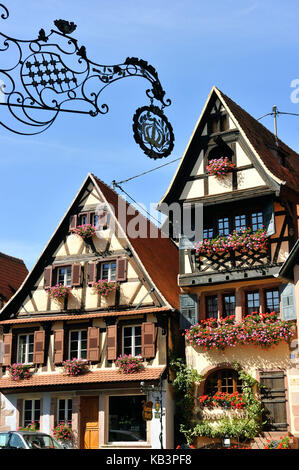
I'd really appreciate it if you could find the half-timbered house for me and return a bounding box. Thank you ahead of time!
[158,86,299,448]
[0,174,180,449]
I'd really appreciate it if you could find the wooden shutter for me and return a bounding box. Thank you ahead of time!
[44,266,53,289]
[3,333,12,366]
[87,262,97,284]
[69,215,77,231]
[116,258,127,282]
[260,371,287,431]
[107,325,117,361]
[142,322,156,359]
[264,200,276,237]
[280,283,296,320]
[54,329,64,364]
[87,327,100,362]
[33,330,45,364]
[179,294,198,330]
[71,264,82,286]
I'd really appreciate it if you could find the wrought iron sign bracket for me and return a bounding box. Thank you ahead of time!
[0,4,174,159]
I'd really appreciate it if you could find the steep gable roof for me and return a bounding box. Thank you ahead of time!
[0,252,28,303]
[159,86,299,206]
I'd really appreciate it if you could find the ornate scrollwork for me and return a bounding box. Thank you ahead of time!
[0,5,174,158]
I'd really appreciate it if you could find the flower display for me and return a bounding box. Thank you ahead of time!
[194,228,268,256]
[18,421,39,432]
[91,279,117,297]
[206,157,236,178]
[198,391,245,409]
[8,363,32,381]
[184,312,296,351]
[71,224,96,239]
[62,358,89,376]
[52,422,73,443]
[264,435,292,449]
[47,284,72,302]
[115,354,144,374]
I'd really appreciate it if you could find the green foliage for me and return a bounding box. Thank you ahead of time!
[181,363,265,445]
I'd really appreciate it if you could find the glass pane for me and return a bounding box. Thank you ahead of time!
[218,217,229,236]
[109,396,146,442]
[206,296,218,319]
[110,263,117,281]
[203,228,214,239]
[235,214,246,231]
[252,212,263,231]
[265,290,280,313]
[223,295,235,317]
[247,292,260,314]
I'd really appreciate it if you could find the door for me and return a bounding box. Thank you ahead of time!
[80,396,99,449]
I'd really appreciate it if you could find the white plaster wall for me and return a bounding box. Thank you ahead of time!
[41,393,51,434]
[1,394,17,430]
[149,380,167,449]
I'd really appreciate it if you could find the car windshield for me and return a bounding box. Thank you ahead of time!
[0,433,10,448]
[23,434,62,449]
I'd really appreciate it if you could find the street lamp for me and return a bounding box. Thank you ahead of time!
[0,4,174,160]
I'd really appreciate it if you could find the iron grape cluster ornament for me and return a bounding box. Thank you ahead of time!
[0,4,174,159]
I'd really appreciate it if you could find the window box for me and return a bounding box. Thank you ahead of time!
[8,363,32,381]
[115,354,144,374]
[206,157,236,179]
[71,224,96,240]
[47,284,72,302]
[91,280,117,297]
[62,358,89,376]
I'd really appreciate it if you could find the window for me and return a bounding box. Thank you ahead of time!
[123,326,142,356]
[108,395,146,442]
[57,266,72,286]
[218,217,229,236]
[58,398,72,424]
[23,399,40,428]
[246,291,260,315]
[206,295,218,319]
[101,261,116,281]
[265,289,280,313]
[251,212,263,231]
[69,330,87,360]
[223,294,235,317]
[235,214,246,232]
[91,213,98,227]
[78,214,88,225]
[203,228,214,239]
[204,369,242,395]
[17,333,34,364]
[220,114,229,132]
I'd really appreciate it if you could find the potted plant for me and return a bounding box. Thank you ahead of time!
[47,284,72,302]
[8,363,32,381]
[62,358,89,376]
[115,354,144,374]
[206,157,236,179]
[52,422,74,448]
[264,435,292,449]
[71,224,96,240]
[91,279,117,297]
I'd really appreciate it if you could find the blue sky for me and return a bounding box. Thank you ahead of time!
[1,0,299,269]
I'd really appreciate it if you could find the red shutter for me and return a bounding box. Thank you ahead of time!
[116,258,127,282]
[98,210,108,229]
[33,330,45,364]
[87,327,100,362]
[142,322,156,359]
[87,262,97,284]
[53,330,64,364]
[3,333,12,366]
[71,264,81,286]
[69,215,77,231]
[107,325,117,361]
[44,266,53,289]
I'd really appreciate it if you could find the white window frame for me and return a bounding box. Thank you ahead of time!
[57,398,73,424]
[122,325,142,357]
[57,266,72,286]
[68,329,87,360]
[100,261,116,282]
[23,399,40,428]
[17,333,34,364]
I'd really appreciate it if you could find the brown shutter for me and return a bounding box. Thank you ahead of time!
[54,330,64,364]
[142,322,156,359]
[116,258,127,282]
[87,327,100,362]
[71,264,81,286]
[44,266,53,289]
[33,330,45,364]
[98,210,108,229]
[87,262,97,284]
[69,215,77,231]
[3,333,12,366]
[107,325,117,361]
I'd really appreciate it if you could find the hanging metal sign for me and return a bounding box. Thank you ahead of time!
[0,4,174,159]
[142,401,153,421]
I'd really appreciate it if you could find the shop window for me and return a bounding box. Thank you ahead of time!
[246,291,260,315]
[108,395,146,442]
[23,399,40,428]
[58,398,72,424]
[123,326,142,356]
[206,295,218,319]
[69,330,87,360]
[17,333,34,364]
[204,369,242,395]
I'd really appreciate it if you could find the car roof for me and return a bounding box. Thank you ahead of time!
[5,431,50,436]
